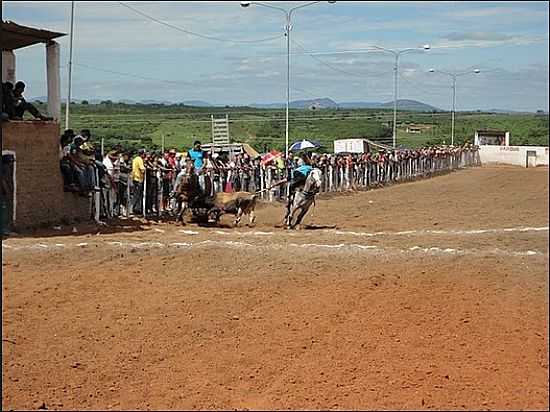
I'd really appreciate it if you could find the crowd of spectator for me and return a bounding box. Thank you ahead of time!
[56,128,479,219]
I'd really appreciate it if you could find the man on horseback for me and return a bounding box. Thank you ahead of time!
[284,153,315,225]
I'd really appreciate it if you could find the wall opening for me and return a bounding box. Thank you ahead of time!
[526,150,537,168]
[1,151,16,232]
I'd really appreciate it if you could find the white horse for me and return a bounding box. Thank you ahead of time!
[286,168,323,230]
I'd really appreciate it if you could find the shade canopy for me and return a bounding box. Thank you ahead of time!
[241,143,260,158]
[289,139,321,152]
[1,21,66,51]
[261,149,282,165]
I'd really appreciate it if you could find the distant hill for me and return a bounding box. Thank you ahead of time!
[291,98,338,109]
[249,98,439,111]
[181,100,214,107]
[377,99,441,112]
[338,101,385,109]
[31,96,544,114]
[250,98,339,109]
[140,99,173,105]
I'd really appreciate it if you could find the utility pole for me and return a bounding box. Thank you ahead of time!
[65,1,75,129]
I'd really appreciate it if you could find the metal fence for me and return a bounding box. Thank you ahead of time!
[93,148,481,220]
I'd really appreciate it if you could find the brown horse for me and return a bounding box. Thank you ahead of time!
[173,172,202,225]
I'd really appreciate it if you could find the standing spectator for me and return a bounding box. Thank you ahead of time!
[116,152,130,216]
[241,155,252,193]
[59,129,78,191]
[252,156,262,193]
[187,140,204,170]
[211,153,223,194]
[202,151,215,196]
[67,136,95,194]
[159,150,175,212]
[131,149,146,215]
[144,152,159,215]
[187,140,205,190]
[103,150,119,217]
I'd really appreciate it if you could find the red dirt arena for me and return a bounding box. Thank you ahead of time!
[2,165,549,411]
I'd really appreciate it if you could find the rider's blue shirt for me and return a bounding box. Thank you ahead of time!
[294,164,313,177]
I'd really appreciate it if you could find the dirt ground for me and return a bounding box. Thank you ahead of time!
[2,165,549,411]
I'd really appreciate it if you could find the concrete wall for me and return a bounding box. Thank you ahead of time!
[479,145,549,168]
[2,121,91,229]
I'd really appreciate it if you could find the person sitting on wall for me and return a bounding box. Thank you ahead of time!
[12,81,52,121]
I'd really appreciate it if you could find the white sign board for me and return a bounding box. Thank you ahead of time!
[334,139,369,154]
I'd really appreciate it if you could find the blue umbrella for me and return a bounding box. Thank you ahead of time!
[289,139,321,152]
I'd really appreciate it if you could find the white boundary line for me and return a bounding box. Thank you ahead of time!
[179,227,549,238]
[3,239,546,258]
[330,226,549,237]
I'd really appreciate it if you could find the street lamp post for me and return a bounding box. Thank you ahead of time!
[240,1,336,159]
[370,44,430,148]
[429,68,480,146]
[65,0,75,129]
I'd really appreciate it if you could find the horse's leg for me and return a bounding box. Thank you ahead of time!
[176,199,186,225]
[283,193,294,225]
[287,197,300,229]
[285,204,294,228]
[249,210,256,226]
[181,202,188,225]
[293,202,311,230]
[289,205,303,229]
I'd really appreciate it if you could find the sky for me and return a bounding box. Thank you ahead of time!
[2,1,549,111]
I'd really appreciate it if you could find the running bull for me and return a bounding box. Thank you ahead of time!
[210,191,258,227]
[173,180,258,227]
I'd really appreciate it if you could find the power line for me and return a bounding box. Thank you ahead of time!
[398,72,441,99]
[291,38,369,79]
[73,62,195,86]
[70,60,391,110]
[291,40,413,79]
[118,2,284,44]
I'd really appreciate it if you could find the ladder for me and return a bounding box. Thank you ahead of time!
[211,114,230,145]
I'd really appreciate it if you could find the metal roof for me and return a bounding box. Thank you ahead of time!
[1,21,66,51]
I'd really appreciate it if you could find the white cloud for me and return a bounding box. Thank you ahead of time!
[5,1,548,111]
[442,6,547,21]
[431,34,548,50]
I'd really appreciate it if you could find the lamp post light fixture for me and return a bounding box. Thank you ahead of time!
[370,44,430,148]
[240,1,336,160]
[429,68,480,146]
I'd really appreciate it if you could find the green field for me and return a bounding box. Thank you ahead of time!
[38,102,548,153]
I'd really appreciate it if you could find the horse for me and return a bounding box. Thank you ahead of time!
[172,172,202,225]
[285,168,323,230]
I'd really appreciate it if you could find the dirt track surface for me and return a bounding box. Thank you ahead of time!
[2,166,549,411]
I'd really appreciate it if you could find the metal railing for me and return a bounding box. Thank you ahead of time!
[94,148,481,220]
